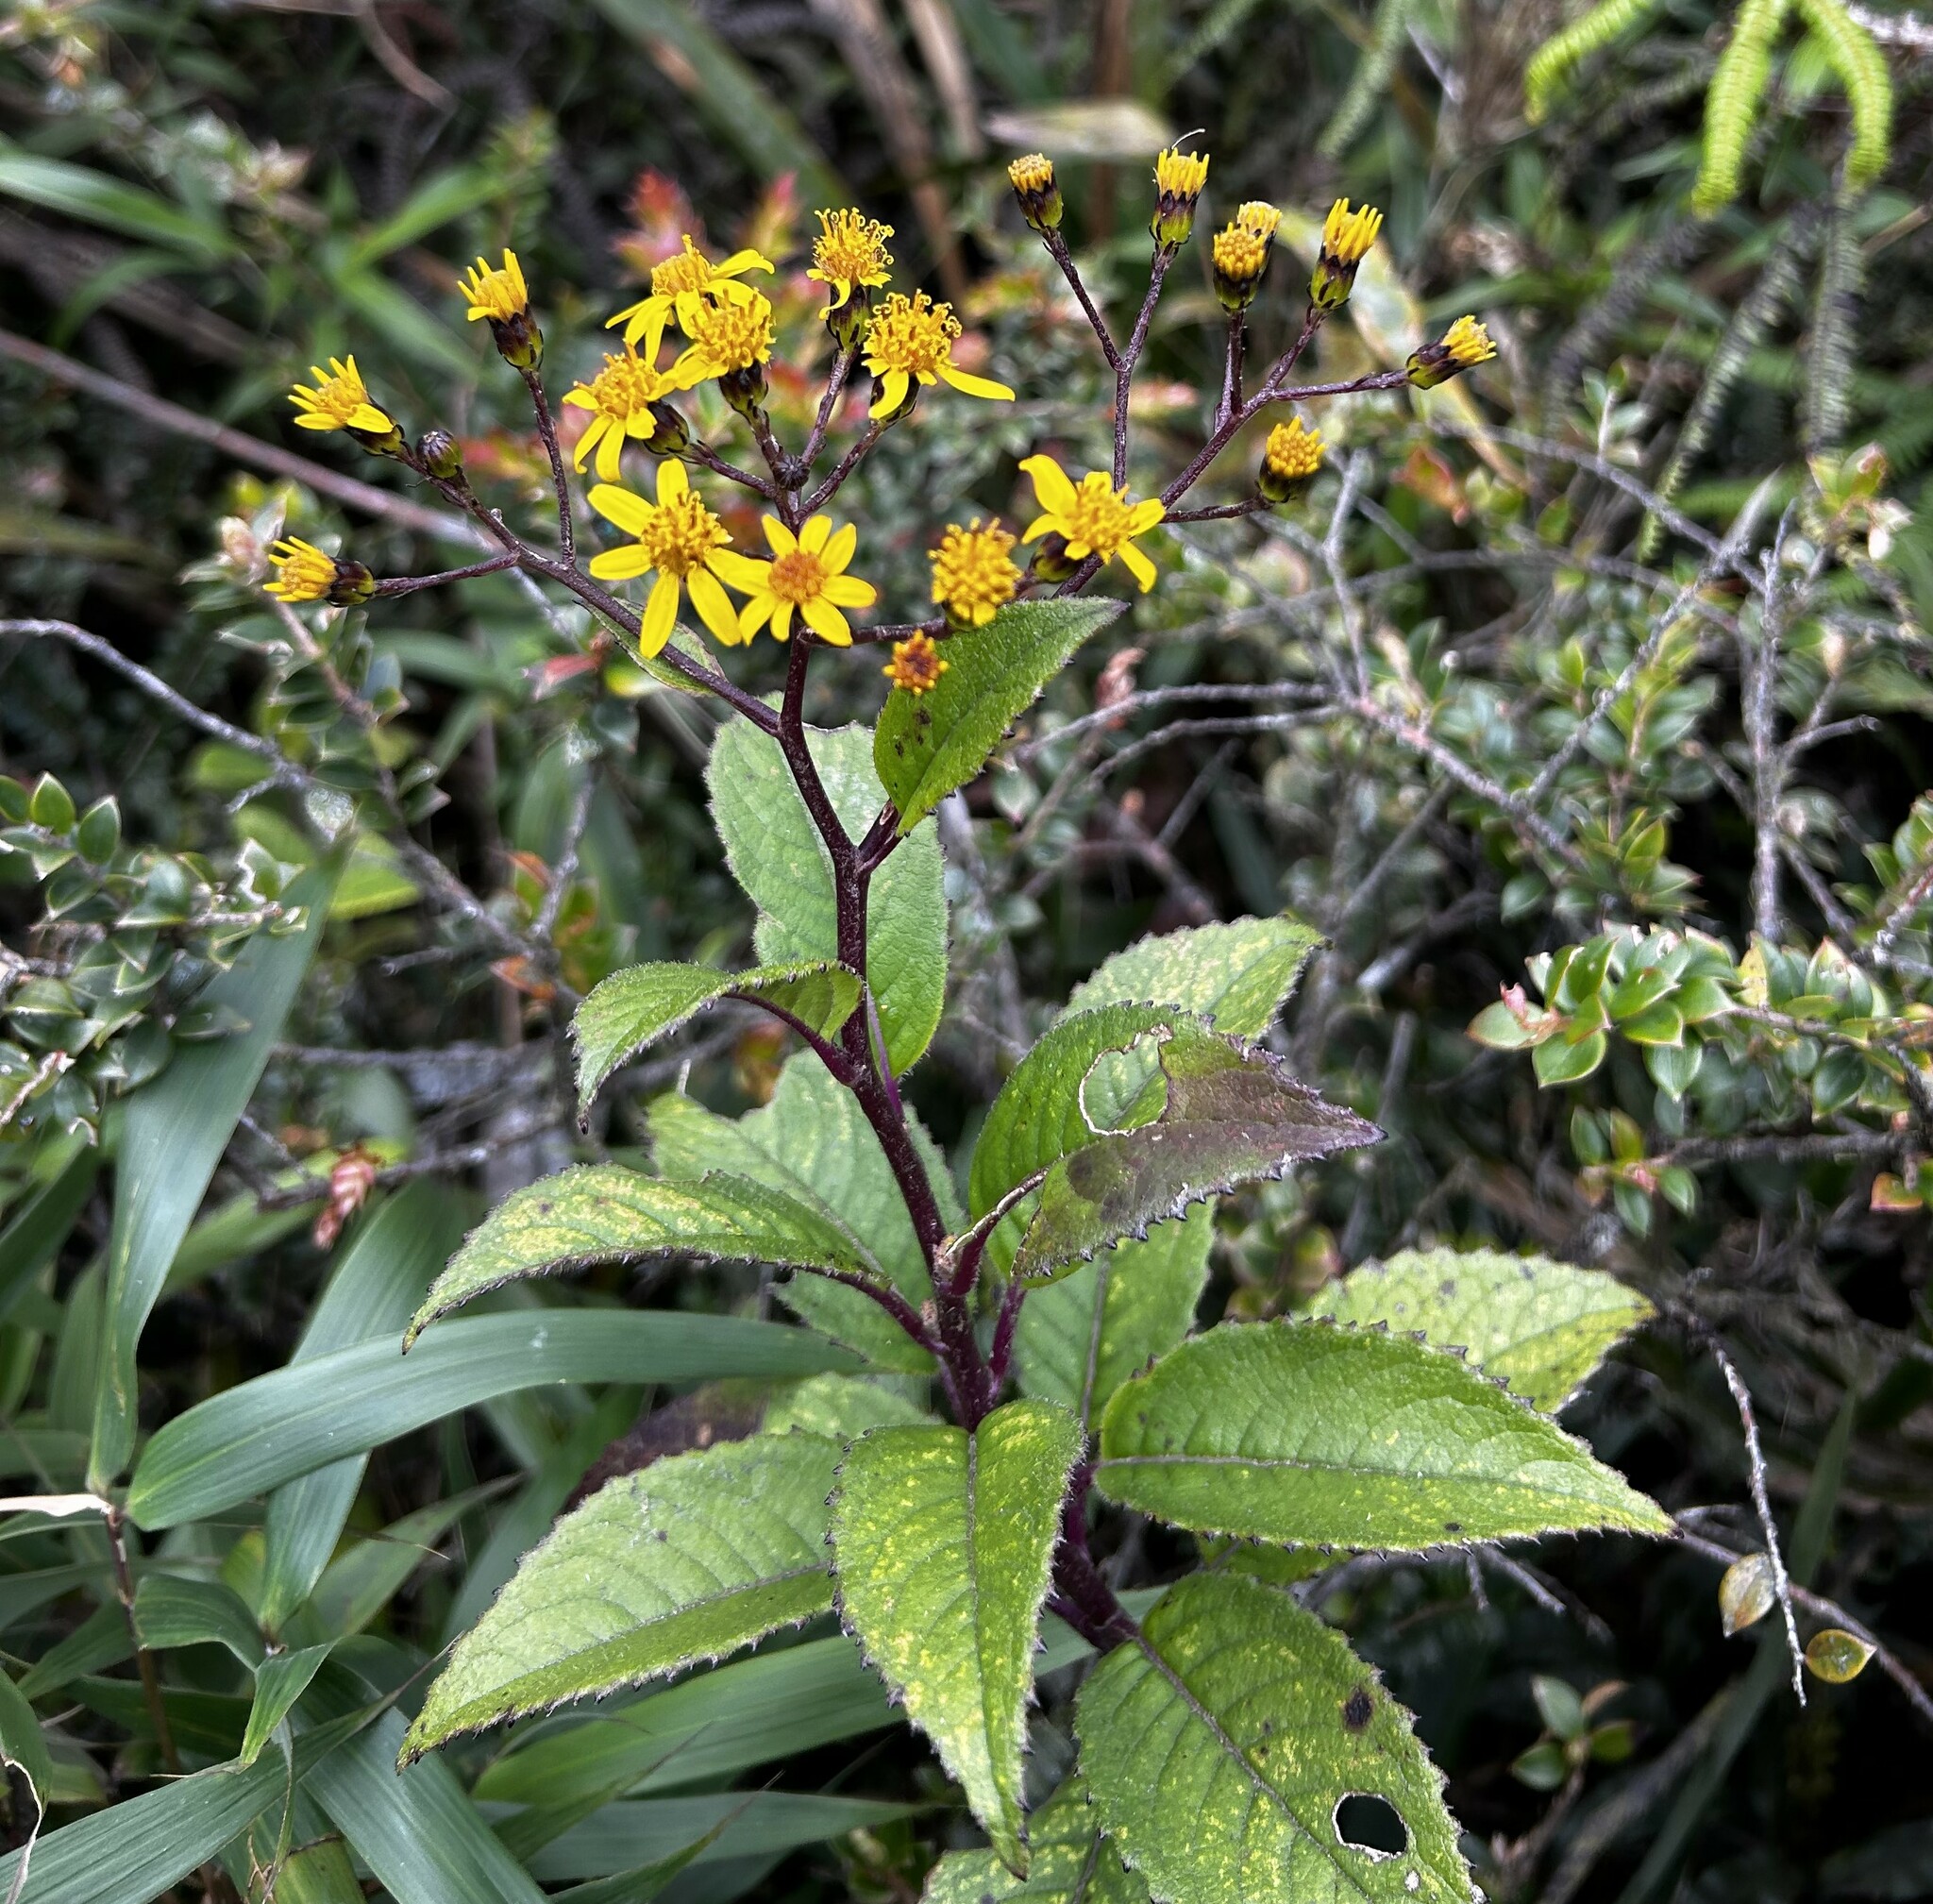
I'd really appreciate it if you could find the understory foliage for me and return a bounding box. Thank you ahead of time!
[2,4,1933,1904]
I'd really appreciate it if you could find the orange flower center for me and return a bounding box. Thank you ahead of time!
[768,549,827,603]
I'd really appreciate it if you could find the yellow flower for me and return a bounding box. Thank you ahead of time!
[1212,203,1281,312]
[884,632,950,696]
[1019,455,1166,593]
[457,249,529,325]
[1311,198,1383,310]
[930,519,1020,628]
[1151,145,1210,245]
[673,289,777,381]
[1407,314,1497,389]
[861,291,1014,420]
[288,356,394,436]
[808,209,895,309]
[1258,418,1324,502]
[585,463,743,655]
[1008,153,1062,233]
[710,515,878,646]
[608,234,775,359]
[1236,200,1283,239]
[265,537,375,606]
[563,345,700,482]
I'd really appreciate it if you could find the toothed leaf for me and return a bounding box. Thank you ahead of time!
[1065,916,1323,1038]
[922,1778,1149,1903]
[1095,1320,1672,1549]
[832,1400,1084,1874]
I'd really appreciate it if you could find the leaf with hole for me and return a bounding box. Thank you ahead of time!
[1310,1247,1653,1413]
[874,598,1122,830]
[832,1400,1084,1873]
[1077,1571,1468,1904]
[1096,1319,1672,1548]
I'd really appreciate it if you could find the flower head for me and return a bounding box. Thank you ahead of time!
[809,209,895,310]
[884,632,950,696]
[1407,314,1496,389]
[1008,153,1062,233]
[608,234,775,359]
[674,289,777,381]
[1212,203,1281,312]
[585,462,742,654]
[862,291,1014,420]
[563,345,700,481]
[930,518,1020,628]
[459,249,542,369]
[1258,417,1324,503]
[1019,455,1166,593]
[1151,145,1210,246]
[265,537,374,606]
[709,515,878,646]
[288,356,395,440]
[1311,198,1383,311]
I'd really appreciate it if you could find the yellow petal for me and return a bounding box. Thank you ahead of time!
[821,574,877,609]
[820,521,857,573]
[689,566,743,646]
[562,387,596,412]
[292,413,338,431]
[571,419,601,473]
[940,365,1015,402]
[740,594,776,640]
[1117,540,1158,593]
[640,573,681,656]
[1020,454,1079,518]
[596,424,626,484]
[869,370,910,419]
[589,546,654,581]
[1020,513,1061,543]
[708,549,772,594]
[762,516,798,557]
[798,515,832,555]
[589,483,653,537]
[1127,497,1168,533]
[657,459,690,503]
[771,601,795,643]
[716,248,777,278]
[347,404,394,432]
[801,596,851,645]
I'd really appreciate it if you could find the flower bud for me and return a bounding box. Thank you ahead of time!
[458,250,544,371]
[1406,314,1497,390]
[348,420,408,460]
[1151,146,1210,249]
[867,369,920,427]
[1257,417,1324,505]
[1008,153,1063,234]
[642,400,691,456]
[825,282,875,352]
[717,359,769,422]
[1029,531,1078,584]
[1212,202,1281,313]
[417,428,466,482]
[327,559,378,606]
[1310,198,1383,312]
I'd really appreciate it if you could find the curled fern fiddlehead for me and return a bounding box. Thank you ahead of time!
[1525,0,1667,123]
[1792,0,1894,190]
[1691,0,1792,213]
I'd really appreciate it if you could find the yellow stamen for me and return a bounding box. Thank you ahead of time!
[884,632,950,695]
[930,519,1019,628]
[1264,419,1324,482]
[808,209,895,307]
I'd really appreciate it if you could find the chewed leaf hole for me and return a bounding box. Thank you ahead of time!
[1335,1793,1408,1859]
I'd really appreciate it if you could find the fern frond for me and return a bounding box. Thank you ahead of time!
[1319,0,1416,159]
[1792,0,1895,190]
[1525,0,1668,123]
[1803,187,1863,449]
[1692,0,1793,214]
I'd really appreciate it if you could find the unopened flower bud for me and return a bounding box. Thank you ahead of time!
[643,400,691,456]
[717,359,769,422]
[825,282,875,352]
[1406,314,1496,390]
[1151,146,1210,249]
[1029,531,1078,584]
[1008,153,1063,234]
[1212,202,1281,313]
[1310,198,1383,312]
[1257,417,1324,505]
[417,427,465,482]
[327,558,378,606]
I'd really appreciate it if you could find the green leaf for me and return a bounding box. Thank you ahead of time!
[406,1163,882,1343]
[134,1575,262,1663]
[649,1053,947,1373]
[1064,916,1323,1038]
[874,599,1123,831]
[241,1643,333,1766]
[924,1778,1148,1904]
[0,144,237,259]
[1534,1029,1607,1085]
[311,1488,496,1639]
[345,164,498,268]
[575,961,862,1116]
[832,1400,1083,1873]
[406,1432,842,1759]
[0,1662,51,1812]
[708,720,947,1074]
[126,1310,857,1530]
[1014,1206,1212,1430]
[1311,1247,1654,1413]
[0,1142,99,1329]
[261,1183,468,1634]
[1077,1572,1468,1904]
[1013,1030,1380,1282]
[1095,1320,1672,1548]
[763,1373,934,1440]
[91,858,340,1490]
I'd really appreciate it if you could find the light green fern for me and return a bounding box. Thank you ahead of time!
[1693,0,1794,213]
[1804,186,1863,449]
[1525,0,1667,123]
[1792,0,1894,190]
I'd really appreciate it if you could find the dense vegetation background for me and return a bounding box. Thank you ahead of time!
[3,0,1933,1898]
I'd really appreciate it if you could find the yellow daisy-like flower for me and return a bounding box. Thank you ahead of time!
[673,288,778,382]
[930,518,1020,628]
[1258,418,1324,502]
[1007,153,1062,232]
[884,632,950,695]
[287,356,393,435]
[862,292,1014,420]
[585,463,743,655]
[808,209,895,309]
[1311,198,1383,310]
[563,345,700,482]
[1407,314,1497,389]
[1151,145,1210,245]
[1019,454,1166,593]
[607,235,775,360]
[457,250,529,325]
[710,516,878,646]
[264,537,375,606]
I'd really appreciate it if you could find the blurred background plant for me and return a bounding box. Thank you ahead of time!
[2,0,1933,1899]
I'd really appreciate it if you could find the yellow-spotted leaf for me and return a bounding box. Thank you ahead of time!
[923,1778,1148,1903]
